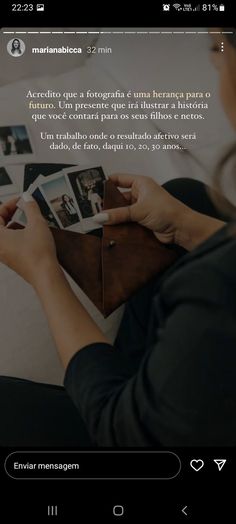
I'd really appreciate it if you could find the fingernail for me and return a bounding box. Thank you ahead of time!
[93,212,109,224]
[22,192,34,203]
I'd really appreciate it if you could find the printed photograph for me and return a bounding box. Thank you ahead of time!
[11,208,27,227]
[32,187,60,229]
[40,175,81,229]
[65,167,106,219]
[0,166,18,196]
[0,166,13,186]
[0,125,33,156]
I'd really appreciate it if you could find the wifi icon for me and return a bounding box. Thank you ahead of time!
[173,3,181,9]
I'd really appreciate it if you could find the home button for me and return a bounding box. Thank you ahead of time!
[113,505,125,517]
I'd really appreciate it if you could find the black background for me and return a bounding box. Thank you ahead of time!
[0,446,234,520]
[0,0,234,27]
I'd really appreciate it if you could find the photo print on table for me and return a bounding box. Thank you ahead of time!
[0,166,18,196]
[39,173,83,232]
[0,125,33,157]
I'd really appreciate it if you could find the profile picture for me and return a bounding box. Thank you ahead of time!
[7,38,26,57]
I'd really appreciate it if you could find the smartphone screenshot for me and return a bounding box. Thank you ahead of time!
[0,2,234,521]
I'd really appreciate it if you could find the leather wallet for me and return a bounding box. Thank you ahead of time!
[51,179,178,317]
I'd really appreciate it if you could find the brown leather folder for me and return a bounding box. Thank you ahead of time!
[51,180,178,317]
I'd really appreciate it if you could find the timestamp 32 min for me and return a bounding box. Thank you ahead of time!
[86,46,112,55]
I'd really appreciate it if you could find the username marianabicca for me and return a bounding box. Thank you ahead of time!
[31,46,83,54]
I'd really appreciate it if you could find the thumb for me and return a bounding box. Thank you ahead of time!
[93,205,133,225]
[22,192,43,223]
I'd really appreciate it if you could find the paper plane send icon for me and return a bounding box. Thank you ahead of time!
[214,459,226,471]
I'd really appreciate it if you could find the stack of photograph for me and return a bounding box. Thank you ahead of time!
[13,165,107,233]
[0,125,106,234]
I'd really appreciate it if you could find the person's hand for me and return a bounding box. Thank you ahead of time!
[93,174,190,244]
[0,193,59,287]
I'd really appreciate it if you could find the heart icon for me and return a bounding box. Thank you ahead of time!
[190,459,204,472]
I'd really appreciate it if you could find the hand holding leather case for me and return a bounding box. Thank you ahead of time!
[51,180,178,317]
